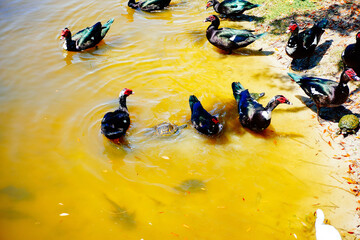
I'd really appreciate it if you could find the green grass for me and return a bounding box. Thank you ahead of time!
[251,0,317,22]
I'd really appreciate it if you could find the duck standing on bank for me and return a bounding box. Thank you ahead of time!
[128,0,171,11]
[206,0,260,19]
[232,82,291,132]
[342,32,360,74]
[285,18,328,60]
[101,88,134,140]
[204,15,266,53]
[189,95,223,136]
[60,18,114,51]
[287,68,360,122]
[315,209,342,240]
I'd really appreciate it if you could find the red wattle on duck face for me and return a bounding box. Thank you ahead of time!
[212,118,219,124]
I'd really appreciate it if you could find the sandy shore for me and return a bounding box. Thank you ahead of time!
[250,0,360,238]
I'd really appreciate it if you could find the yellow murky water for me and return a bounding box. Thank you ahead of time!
[0,0,355,239]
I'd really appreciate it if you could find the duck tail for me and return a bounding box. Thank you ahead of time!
[128,0,140,9]
[254,32,267,40]
[232,82,245,102]
[287,72,303,83]
[189,95,200,110]
[100,18,114,38]
[247,3,261,10]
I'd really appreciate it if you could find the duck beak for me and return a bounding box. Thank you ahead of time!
[286,29,291,33]
[60,36,64,40]
[353,75,360,81]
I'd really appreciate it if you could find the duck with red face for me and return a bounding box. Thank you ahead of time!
[60,18,114,51]
[285,18,328,60]
[101,88,134,140]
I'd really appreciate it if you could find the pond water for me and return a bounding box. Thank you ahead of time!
[0,0,355,239]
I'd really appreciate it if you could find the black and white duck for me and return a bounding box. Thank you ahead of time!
[101,88,134,140]
[232,82,291,132]
[206,0,260,19]
[285,18,328,59]
[342,32,360,74]
[287,68,360,121]
[128,0,171,11]
[204,15,266,53]
[189,95,223,136]
[60,18,114,51]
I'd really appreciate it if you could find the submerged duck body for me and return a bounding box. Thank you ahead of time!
[128,0,171,11]
[204,15,266,52]
[232,82,291,132]
[101,88,134,140]
[285,18,328,59]
[206,0,260,18]
[60,18,114,51]
[342,32,360,74]
[287,69,360,119]
[189,95,223,136]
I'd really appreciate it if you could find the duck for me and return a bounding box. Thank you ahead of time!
[206,0,260,19]
[189,95,223,136]
[204,15,266,53]
[287,68,360,121]
[232,82,291,132]
[101,88,134,140]
[315,209,342,240]
[128,0,171,12]
[60,18,114,51]
[342,32,360,74]
[285,18,328,59]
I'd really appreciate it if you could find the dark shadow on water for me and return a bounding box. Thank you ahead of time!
[213,47,274,56]
[104,195,136,229]
[290,40,333,71]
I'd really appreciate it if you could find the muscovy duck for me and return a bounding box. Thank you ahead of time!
[60,18,114,51]
[206,0,260,18]
[287,69,360,121]
[204,15,266,53]
[101,88,134,140]
[232,82,291,132]
[342,32,360,74]
[315,209,342,240]
[285,18,328,59]
[128,0,171,11]
[189,95,223,136]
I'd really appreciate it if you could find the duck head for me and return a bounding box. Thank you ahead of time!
[341,68,360,82]
[274,95,292,105]
[206,0,215,9]
[286,21,298,34]
[119,88,134,98]
[204,15,220,29]
[208,117,223,135]
[60,28,71,40]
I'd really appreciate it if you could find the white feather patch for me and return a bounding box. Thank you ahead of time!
[261,111,271,120]
[310,87,322,95]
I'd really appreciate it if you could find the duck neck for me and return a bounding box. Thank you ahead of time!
[207,18,220,31]
[265,97,281,113]
[212,0,220,11]
[356,35,360,50]
[64,32,76,50]
[119,94,129,111]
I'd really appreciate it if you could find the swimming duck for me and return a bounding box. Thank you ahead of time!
[287,68,360,121]
[285,18,328,59]
[128,0,171,11]
[232,82,291,132]
[101,88,134,140]
[206,0,260,19]
[204,15,266,53]
[189,95,223,136]
[342,32,360,74]
[60,18,114,51]
[315,209,342,240]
